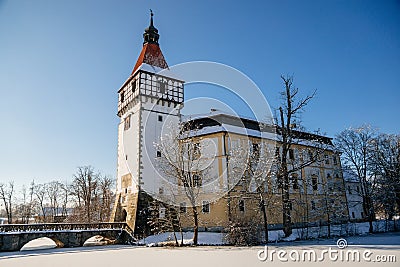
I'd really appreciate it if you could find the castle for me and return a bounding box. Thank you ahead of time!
[110,13,351,238]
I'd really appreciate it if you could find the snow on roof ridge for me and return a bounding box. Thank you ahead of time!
[133,63,184,81]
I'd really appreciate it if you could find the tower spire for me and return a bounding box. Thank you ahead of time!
[143,9,159,45]
[131,10,168,74]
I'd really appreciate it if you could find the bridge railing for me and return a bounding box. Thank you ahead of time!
[0,222,133,235]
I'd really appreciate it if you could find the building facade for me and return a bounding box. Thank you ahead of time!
[111,14,350,236]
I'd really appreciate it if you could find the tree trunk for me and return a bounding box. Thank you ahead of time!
[260,198,269,243]
[192,206,198,245]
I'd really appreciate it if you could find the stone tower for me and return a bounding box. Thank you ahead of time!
[111,11,184,233]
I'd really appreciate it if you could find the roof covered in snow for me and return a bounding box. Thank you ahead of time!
[183,110,334,147]
[131,43,168,74]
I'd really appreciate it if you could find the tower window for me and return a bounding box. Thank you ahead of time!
[159,81,166,94]
[124,115,131,130]
[158,115,163,122]
[202,201,210,213]
[131,80,137,93]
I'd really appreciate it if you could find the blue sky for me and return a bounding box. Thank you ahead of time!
[0,0,399,188]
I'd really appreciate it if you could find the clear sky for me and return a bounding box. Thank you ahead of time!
[0,0,399,189]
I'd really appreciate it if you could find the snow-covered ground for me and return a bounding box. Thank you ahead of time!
[1,232,399,267]
[137,220,399,246]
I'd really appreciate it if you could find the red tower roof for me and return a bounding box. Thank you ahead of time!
[131,42,168,74]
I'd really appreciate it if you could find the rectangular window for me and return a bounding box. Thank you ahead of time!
[348,185,351,194]
[156,151,161,157]
[202,201,210,213]
[291,174,299,190]
[352,212,355,218]
[131,80,136,93]
[193,174,202,187]
[159,81,166,94]
[180,202,186,213]
[289,149,294,160]
[158,115,163,122]
[312,176,318,191]
[325,155,330,164]
[333,155,338,165]
[239,200,245,212]
[288,201,293,211]
[308,150,313,161]
[124,115,131,130]
[361,212,364,218]
[311,200,316,210]
[120,92,125,103]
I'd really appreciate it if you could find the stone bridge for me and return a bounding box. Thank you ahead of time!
[0,222,134,252]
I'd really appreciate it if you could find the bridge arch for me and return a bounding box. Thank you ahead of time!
[20,236,64,251]
[83,235,116,247]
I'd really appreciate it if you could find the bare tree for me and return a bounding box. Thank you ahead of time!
[335,125,377,232]
[60,180,69,218]
[34,183,48,222]
[229,139,276,243]
[369,133,400,220]
[155,122,214,245]
[70,166,100,223]
[0,181,14,223]
[46,181,63,221]
[98,175,114,222]
[276,75,318,237]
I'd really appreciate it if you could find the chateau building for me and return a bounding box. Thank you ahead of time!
[111,13,349,237]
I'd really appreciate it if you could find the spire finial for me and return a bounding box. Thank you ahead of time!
[150,9,154,27]
[143,9,159,45]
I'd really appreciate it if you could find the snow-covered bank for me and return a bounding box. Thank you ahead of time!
[139,220,400,246]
